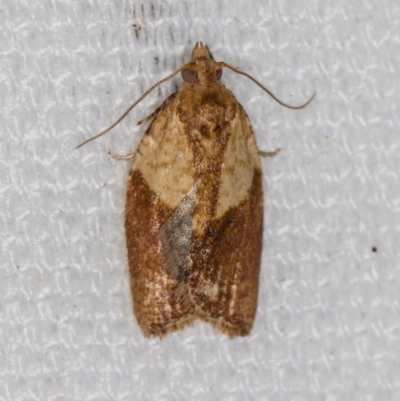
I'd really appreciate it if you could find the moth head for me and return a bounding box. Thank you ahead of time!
[181,65,223,83]
[182,42,223,83]
[191,41,211,60]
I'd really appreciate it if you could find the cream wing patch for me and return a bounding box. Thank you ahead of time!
[216,107,261,218]
[132,106,195,209]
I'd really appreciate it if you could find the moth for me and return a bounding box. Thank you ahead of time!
[78,42,314,337]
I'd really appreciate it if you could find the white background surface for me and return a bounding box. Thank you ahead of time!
[1,0,400,400]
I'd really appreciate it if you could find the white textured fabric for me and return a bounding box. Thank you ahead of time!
[1,0,400,400]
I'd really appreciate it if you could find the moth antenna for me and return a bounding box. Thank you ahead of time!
[76,65,188,149]
[219,62,315,110]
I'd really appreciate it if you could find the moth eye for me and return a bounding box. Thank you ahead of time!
[182,69,197,82]
[216,69,223,80]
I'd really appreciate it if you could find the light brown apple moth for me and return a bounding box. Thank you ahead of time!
[77,42,314,337]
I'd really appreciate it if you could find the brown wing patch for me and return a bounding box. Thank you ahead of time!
[188,170,263,337]
[126,170,196,336]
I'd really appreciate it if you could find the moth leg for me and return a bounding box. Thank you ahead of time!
[258,148,281,158]
[137,109,160,125]
[108,150,135,160]
[137,92,178,125]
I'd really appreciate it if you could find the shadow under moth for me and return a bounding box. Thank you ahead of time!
[77,42,314,338]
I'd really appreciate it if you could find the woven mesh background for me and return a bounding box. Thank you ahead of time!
[1,1,399,400]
